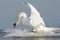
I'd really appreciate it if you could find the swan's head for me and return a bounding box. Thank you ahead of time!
[13,12,27,29]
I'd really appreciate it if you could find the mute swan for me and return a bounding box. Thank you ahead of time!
[13,2,46,32]
[13,2,60,33]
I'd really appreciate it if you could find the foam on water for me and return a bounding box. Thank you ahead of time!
[2,29,60,38]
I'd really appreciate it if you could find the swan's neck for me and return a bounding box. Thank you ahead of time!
[16,12,27,25]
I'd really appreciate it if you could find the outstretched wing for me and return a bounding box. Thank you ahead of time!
[25,2,46,27]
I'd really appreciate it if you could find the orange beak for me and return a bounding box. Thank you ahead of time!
[13,23,16,29]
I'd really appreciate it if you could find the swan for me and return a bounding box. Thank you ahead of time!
[13,2,60,33]
[13,2,46,32]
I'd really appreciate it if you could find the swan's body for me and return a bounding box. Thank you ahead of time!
[13,2,60,33]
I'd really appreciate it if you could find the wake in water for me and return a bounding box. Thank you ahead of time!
[0,29,60,37]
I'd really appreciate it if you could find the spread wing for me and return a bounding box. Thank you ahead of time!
[25,2,46,27]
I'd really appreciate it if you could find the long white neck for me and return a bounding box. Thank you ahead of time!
[16,12,27,25]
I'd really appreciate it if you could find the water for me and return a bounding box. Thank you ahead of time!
[0,37,60,40]
[0,29,60,40]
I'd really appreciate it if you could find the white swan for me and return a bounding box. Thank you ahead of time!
[13,2,46,32]
[13,2,60,33]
